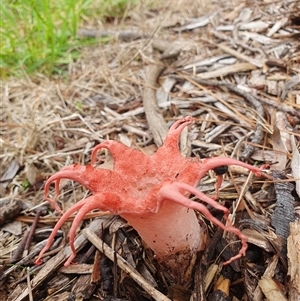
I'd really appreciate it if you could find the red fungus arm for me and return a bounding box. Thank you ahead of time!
[35,196,88,265]
[158,181,248,265]
[91,140,145,169]
[198,157,268,180]
[157,116,194,154]
[43,164,94,213]
[35,193,120,266]
[165,116,194,142]
[44,178,64,213]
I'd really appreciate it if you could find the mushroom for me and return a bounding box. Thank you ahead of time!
[35,117,266,276]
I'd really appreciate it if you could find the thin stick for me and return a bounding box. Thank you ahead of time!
[231,171,254,223]
[83,228,171,301]
[27,268,33,301]
[24,210,41,257]
[10,230,30,263]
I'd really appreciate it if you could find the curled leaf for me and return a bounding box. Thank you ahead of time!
[291,135,300,198]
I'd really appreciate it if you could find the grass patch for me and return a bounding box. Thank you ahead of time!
[0,0,139,78]
[1,0,89,77]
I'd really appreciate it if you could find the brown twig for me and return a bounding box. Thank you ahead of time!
[143,40,181,147]
[143,63,169,147]
[23,210,41,257]
[10,230,30,263]
[26,269,34,301]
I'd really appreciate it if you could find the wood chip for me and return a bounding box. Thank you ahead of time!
[287,221,300,301]
[196,63,257,79]
[258,277,287,301]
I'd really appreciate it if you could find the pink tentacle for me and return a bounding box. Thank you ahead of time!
[171,182,230,216]
[198,158,267,180]
[169,116,194,133]
[91,141,114,165]
[91,140,141,165]
[44,178,63,213]
[158,181,248,264]
[34,196,90,265]
[91,141,145,177]
[43,165,113,211]
[162,117,194,149]
[43,167,87,213]
[64,195,111,266]
[212,174,223,200]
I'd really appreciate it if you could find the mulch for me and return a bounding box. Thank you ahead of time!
[0,0,299,300]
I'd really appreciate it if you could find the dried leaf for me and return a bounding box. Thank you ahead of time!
[258,277,287,301]
[271,111,294,170]
[25,163,38,185]
[291,135,300,198]
[281,74,300,100]
[174,12,217,31]
[196,63,257,79]
[241,228,274,252]
[156,77,176,105]
[270,123,287,170]
[0,199,24,226]
[2,220,22,236]
[0,160,19,197]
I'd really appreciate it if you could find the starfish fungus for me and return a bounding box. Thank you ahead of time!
[35,117,266,272]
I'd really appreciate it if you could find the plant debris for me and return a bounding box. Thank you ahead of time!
[0,0,299,300]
